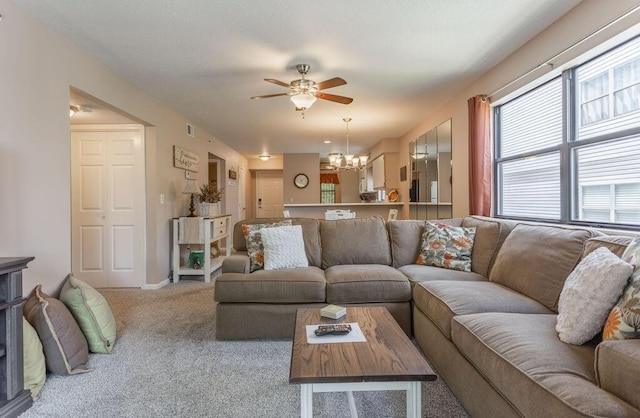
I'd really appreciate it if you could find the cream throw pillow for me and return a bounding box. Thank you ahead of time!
[242,220,292,272]
[261,225,309,270]
[556,247,632,345]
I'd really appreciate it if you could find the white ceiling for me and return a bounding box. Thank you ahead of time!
[14,0,582,158]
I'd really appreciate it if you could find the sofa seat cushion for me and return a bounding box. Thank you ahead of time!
[452,313,639,417]
[413,281,551,339]
[214,267,326,303]
[595,339,640,411]
[399,264,487,285]
[325,265,410,304]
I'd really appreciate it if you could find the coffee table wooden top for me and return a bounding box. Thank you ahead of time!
[289,307,436,384]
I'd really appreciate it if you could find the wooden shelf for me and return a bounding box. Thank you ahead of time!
[172,216,231,283]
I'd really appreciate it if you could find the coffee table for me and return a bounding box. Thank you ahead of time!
[289,307,436,418]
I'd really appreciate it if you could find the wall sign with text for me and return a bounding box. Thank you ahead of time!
[173,146,199,172]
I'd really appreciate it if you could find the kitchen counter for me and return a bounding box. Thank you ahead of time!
[284,202,403,207]
[284,202,403,219]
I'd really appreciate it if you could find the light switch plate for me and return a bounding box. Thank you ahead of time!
[185,170,191,179]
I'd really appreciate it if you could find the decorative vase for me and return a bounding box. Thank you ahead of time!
[198,202,219,217]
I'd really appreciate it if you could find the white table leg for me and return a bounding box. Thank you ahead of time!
[406,382,421,418]
[347,391,358,418]
[301,384,313,418]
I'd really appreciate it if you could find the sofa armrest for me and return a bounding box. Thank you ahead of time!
[221,253,250,274]
[595,339,640,410]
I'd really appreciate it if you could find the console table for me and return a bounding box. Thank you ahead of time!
[172,215,231,283]
[0,257,34,418]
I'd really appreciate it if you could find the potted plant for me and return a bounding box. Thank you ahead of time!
[198,181,224,217]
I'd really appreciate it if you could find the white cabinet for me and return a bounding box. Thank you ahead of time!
[372,155,385,189]
[172,215,231,283]
[371,153,399,190]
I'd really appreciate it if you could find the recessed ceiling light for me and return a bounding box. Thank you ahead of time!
[324,140,331,144]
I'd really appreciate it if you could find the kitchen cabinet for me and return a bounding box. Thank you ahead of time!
[371,153,399,190]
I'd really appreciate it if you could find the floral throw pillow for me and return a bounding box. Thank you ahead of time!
[603,236,640,340]
[416,222,476,272]
[242,220,292,272]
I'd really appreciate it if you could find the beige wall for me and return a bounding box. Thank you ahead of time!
[397,0,640,220]
[0,0,247,294]
[283,154,320,204]
[338,170,361,203]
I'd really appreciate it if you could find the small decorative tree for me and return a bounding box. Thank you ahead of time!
[199,181,223,203]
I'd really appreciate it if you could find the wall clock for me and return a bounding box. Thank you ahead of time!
[294,173,309,189]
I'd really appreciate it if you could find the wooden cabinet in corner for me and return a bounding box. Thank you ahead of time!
[371,153,399,190]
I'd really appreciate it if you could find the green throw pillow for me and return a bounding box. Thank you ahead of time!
[22,317,46,400]
[60,274,117,354]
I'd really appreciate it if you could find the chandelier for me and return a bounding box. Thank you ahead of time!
[329,118,369,171]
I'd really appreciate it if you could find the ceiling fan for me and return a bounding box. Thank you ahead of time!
[250,64,353,111]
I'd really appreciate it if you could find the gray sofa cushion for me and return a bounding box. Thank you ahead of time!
[413,281,551,339]
[388,218,463,268]
[452,313,639,417]
[389,216,509,277]
[399,264,487,285]
[214,267,326,303]
[320,216,391,268]
[489,223,599,312]
[232,218,322,267]
[325,265,411,303]
[583,235,632,259]
[460,216,507,277]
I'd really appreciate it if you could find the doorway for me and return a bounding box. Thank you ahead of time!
[71,124,145,288]
[255,171,283,217]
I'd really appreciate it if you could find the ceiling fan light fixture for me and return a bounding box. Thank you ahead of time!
[290,93,316,109]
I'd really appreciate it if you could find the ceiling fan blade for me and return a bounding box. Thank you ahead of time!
[315,77,347,90]
[314,92,353,105]
[250,93,289,100]
[264,78,291,88]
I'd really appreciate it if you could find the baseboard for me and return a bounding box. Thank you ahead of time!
[143,278,170,290]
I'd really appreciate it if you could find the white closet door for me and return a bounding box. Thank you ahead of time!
[71,125,145,288]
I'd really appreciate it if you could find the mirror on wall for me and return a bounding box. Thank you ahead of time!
[408,119,452,220]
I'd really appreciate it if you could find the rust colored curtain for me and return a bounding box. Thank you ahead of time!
[320,173,340,184]
[468,95,492,216]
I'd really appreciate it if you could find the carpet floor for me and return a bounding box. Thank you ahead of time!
[20,281,469,417]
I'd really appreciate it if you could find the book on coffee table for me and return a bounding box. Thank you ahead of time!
[320,304,346,319]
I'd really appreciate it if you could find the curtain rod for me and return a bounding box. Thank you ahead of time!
[486,3,640,100]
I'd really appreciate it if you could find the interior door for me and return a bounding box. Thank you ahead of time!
[71,125,145,288]
[256,171,283,217]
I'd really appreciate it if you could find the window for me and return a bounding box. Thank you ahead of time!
[495,36,640,228]
[320,183,336,204]
[320,173,339,204]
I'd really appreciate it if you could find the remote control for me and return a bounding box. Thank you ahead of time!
[314,324,352,337]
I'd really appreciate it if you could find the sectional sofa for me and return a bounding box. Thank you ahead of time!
[214,215,640,417]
